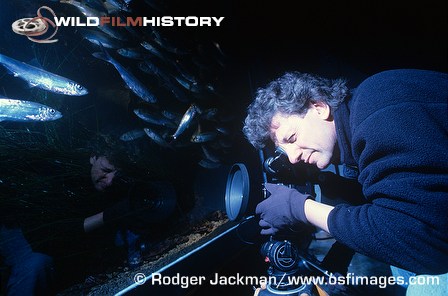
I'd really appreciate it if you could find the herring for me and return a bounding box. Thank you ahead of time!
[79,28,125,49]
[0,98,62,122]
[0,53,88,96]
[190,131,218,143]
[117,48,144,60]
[198,159,221,169]
[92,44,157,103]
[171,104,198,140]
[133,108,176,128]
[119,129,145,141]
[143,127,173,149]
[105,0,133,12]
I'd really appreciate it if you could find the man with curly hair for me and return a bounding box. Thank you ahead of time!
[243,69,448,293]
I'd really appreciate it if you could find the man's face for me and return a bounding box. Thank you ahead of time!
[270,102,337,169]
[90,156,117,192]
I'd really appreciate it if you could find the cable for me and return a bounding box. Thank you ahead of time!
[235,215,256,245]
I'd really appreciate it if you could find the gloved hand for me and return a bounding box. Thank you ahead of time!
[256,183,311,235]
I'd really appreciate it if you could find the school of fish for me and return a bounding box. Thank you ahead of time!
[0,0,231,169]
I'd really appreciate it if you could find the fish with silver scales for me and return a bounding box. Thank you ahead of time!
[0,98,62,122]
[0,53,88,96]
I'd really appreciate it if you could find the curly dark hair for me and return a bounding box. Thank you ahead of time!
[88,133,129,169]
[243,72,349,149]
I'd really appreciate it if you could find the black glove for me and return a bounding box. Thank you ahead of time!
[256,183,312,235]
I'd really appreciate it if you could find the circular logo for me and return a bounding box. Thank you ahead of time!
[134,273,147,285]
[11,6,58,43]
[12,18,47,35]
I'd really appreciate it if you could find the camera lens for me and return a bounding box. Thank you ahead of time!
[263,147,290,174]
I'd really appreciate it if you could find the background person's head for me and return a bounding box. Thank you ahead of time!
[243,72,349,169]
[90,155,117,192]
[88,133,129,192]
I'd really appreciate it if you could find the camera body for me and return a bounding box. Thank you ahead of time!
[258,146,322,295]
[262,146,319,198]
[261,145,318,245]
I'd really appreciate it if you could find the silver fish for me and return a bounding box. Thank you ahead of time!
[0,53,88,96]
[201,145,220,163]
[105,0,132,12]
[97,23,128,41]
[79,28,125,49]
[153,35,191,55]
[60,0,107,18]
[138,61,189,103]
[119,129,145,141]
[92,46,157,103]
[174,76,203,93]
[0,98,62,122]
[143,127,173,149]
[161,110,181,123]
[200,108,219,121]
[85,0,108,12]
[60,0,127,41]
[198,159,221,169]
[140,41,168,62]
[174,61,197,84]
[215,125,231,135]
[117,48,144,60]
[143,0,168,14]
[172,104,198,140]
[133,108,176,128]
[191,131,218,143]
[138,60,166,77]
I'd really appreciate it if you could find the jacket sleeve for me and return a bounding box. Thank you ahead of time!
[328,78,448,275]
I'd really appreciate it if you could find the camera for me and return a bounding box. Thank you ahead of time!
[259,147,321,295]
[262,145,319,197]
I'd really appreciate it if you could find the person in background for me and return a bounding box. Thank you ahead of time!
[243,69,448,294]
[0,133,176,295]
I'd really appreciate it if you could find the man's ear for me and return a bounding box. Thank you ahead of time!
[312,102,331,120]
[90,156,97,165]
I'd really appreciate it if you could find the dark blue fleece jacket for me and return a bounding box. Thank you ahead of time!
[329,69,448,275]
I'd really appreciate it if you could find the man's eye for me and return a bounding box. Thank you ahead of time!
[287,134,296,143]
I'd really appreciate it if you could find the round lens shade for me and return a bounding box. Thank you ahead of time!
[225,163,250,221]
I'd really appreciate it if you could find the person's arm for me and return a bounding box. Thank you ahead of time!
[82,197,134,233]
[328,71,448,274]
[83,212,104,233]
[304,199,333,233]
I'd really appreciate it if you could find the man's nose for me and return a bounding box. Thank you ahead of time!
[104,173,115,186]
[279,145,300,164]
